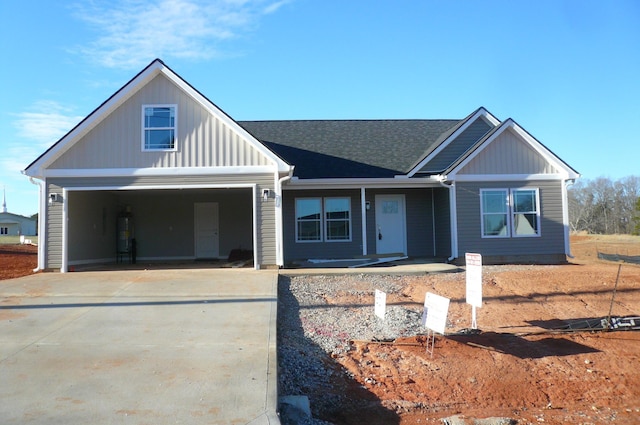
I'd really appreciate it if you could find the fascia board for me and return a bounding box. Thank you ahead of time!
[284,176,442,190]
[158,66,292,173]
[406,107,501,178]
[453,173,570,182]
[43,165,277,178]
[24,61,165,177]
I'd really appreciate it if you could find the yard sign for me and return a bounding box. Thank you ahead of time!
[375,289,386,320]
[422,292,450,335]
[465,252,483,329]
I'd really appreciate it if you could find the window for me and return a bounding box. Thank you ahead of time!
[142,105,176,150]
[0,227,7,235]
[296,198,322,241]
[325,197,351,241]
[295,197,352,242]
[480,188,540,238]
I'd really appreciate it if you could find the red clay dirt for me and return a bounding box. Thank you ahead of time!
[331,235,640,424]
[1,237,639,424]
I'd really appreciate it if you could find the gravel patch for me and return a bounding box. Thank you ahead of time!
[277,273,428,423]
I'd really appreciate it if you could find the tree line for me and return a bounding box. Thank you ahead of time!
[568,176,640,235]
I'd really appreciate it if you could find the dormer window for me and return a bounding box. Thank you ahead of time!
[142,105,177,151]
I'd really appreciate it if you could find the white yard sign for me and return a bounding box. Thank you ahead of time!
[374,289,386,320]
[465,252,483,329]
[422,292,450,335]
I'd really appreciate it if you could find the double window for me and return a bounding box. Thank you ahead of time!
[480,188,540,238]
[295,197,351,242]
[0,227,7,235]
[142,105,177,151]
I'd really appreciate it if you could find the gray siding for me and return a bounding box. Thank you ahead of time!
[281,188,445,263]
[49,74,272,170]
[419,118,492,173]
[282,189,363,262]
[433,187,451,258]
[455,180,566,261]
[46,173,276,269]
[458,128,560,175]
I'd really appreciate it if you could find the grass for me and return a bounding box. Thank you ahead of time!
[0,236,38,245]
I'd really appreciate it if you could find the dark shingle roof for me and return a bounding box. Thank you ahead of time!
[239,120,461,178]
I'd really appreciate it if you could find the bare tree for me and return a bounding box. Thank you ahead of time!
[568,175,640,234]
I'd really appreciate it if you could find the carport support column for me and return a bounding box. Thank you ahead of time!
[361,187,367,256]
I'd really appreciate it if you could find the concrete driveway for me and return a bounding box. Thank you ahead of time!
[0,269,279,425]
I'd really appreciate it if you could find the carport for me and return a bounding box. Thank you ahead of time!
[63,185,258,271]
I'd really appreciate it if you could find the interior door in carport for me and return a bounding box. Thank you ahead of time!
[194,202,219,258]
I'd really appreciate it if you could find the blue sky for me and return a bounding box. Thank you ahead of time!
[1,0,639,217]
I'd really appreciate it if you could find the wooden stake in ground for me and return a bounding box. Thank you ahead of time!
[606,263,623,330]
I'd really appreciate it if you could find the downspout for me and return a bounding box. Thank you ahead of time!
[437,176,458,262]
[275,167,294,267]
[28,176,46,272]
[563,178,576,259]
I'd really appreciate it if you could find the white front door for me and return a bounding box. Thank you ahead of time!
[375,194,406,255]
[194,202,219,259]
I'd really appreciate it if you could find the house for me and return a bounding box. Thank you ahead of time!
[0,190,37,237]
[23,59,579,272]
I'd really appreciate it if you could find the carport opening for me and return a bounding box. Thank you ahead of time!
[66,188,254,269]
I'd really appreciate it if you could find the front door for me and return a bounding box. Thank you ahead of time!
[375,194,406,255]
[194,202,219,259]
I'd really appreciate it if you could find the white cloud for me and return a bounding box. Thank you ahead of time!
[72,0,291,69]
[13,101,83,147]
[8,101,84,174]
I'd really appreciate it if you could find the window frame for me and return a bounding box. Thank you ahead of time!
[295,196,352,243]
[480,188,510,238]
[480,188,541,239]
[324,197,352,242]
[511,188,541,238]
[141,104,178,151]
[295,198,323,243]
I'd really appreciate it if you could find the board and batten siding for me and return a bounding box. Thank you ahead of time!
[45,173,277,269]
[418,117,493,173]
[458,128,560,175]
[48,73,272,170]
[455,180,566,262]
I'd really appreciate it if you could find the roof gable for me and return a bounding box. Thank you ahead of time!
[24,59,289,178]
[448,119,580,180]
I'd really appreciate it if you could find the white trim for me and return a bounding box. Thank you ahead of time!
[448,119,580,180]
[361,187,367,256]
[62,188,69,273]
[479,188,510,239]
[479,188,542,239]
[407,107,500,177]
[324,197,352,242]
[294,197,322,243]
[43,166,277,178]
[449,182,458,260]
[286,176,442,190]
[252,185,259,269]
[141,104,178,152]
[562,179,575,258]
[453,173,568,182]
[511,188,541,238]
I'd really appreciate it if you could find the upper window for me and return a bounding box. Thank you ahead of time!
[295,197,352,242]
[480,188,540,238]
[142,105,176,151]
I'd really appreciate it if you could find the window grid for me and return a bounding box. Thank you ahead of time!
[480,188,540,238]
[142,105,177,151]
[295,197,352,243]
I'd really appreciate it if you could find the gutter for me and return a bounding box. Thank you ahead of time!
[27,176,45,272]
[275,167,294,267]
[563,178,576,259]
[436,175,458,262]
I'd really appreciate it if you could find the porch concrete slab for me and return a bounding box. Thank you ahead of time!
[281,259,462,276]
[0,269,280,425]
